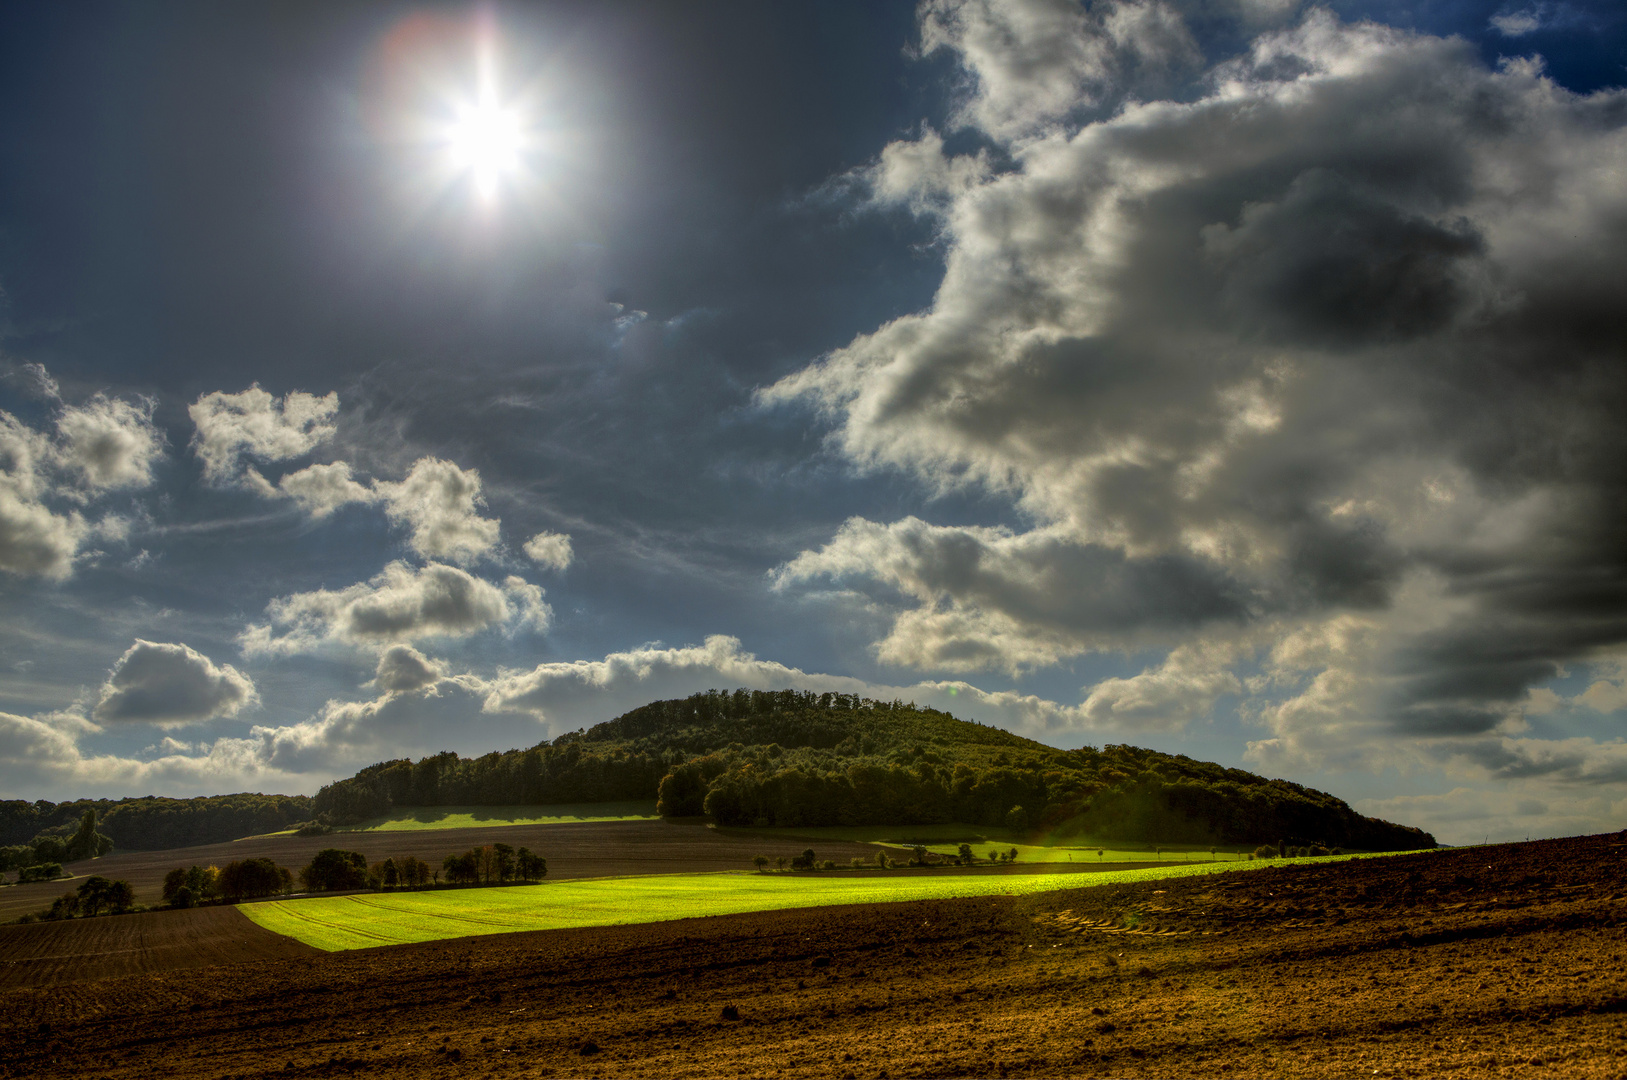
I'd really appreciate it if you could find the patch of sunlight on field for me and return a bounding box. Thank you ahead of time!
[919,843,1254,864]
[243,851,1421,952]
[721,823,1257,863]
[334,802,659,832]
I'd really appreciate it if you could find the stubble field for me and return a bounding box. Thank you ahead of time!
[0,832,1622,1078]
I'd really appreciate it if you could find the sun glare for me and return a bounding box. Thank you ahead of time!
[448,92,523,202]
[437,39,531,207]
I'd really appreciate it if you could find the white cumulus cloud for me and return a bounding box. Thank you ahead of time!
[1,382,162,580]
[522,531,573,571]
[188,384,339,486]
[241,560,549,655]
[93,640,258,727]
[374,457,502,565]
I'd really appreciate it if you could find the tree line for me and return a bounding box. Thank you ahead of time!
[311,689,1435,850]
[1,794,312,859]
[0,809,112,884]
[155,842,548,910]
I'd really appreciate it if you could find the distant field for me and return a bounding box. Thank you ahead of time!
[325,802,659,833]
[243,853,1401,951]
[723,823,1258,862]
[918,842,1251,864]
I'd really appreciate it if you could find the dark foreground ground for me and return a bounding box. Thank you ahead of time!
[1,832,1623,1079]
[0,818,885,922]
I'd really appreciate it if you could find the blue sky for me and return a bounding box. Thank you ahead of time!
[2,0,1624,844]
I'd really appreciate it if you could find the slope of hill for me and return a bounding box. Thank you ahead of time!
[312,690,1433,850]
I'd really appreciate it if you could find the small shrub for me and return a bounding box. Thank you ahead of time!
[849,856,866,869]
[820,860,836,871]
[1309,844,1330,857]
[18,863,64,884]
[1253,844,1276,859]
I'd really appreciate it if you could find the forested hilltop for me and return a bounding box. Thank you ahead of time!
[314,690,1433,850]
[0,793,313,854]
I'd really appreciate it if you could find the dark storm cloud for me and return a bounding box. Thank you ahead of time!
[767,3,1627,772]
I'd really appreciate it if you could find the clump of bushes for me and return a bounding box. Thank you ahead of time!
[163,865,221,906]
[33,875,137,921]
[300,848,368,892]
[1253,845,1276,859]
[18,862,65,883]
[440,844,545,885]
[164,859,292,904]
[370,855,433,888]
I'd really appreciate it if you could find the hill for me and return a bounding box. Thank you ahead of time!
[312,689,1433,850]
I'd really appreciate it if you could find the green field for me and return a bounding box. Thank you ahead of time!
[722,823,1257,863]
[330,802,659,832]
[243,852,1410,952]
[917,843,1251,864]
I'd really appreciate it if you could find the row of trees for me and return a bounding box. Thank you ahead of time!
[287,844,549,896]
[29,875,137,921]
[161,858,295,905]
[440,844,546,884]
[755,844,1024,872]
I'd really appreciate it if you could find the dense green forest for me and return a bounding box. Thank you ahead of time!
[312,690,1433,850]
[0,793,313,859]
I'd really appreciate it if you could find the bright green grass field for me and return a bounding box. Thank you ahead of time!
[918,843,1251,864]
[331,802,659,833]
[243,852,1410,952]
[727,824,1256,862]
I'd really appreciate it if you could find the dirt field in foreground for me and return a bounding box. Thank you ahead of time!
[1,833,1623,1079]
[0,905,319,990]
[0,818,885,922]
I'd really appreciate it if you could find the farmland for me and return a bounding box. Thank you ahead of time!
[0,818,878,922]
[307,801,657,833]
[245,856,1363,950]
[1,832,1622,1079]
[0,905,316,990]
[723,821,1258,862]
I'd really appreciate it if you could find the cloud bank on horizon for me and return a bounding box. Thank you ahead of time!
[0,0,1624,845]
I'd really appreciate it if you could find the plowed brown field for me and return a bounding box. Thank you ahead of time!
[0,905,318,989]
[0,818,882,922]
[1,832,1623,1078]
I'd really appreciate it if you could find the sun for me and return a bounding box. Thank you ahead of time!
[447,90,523,203]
